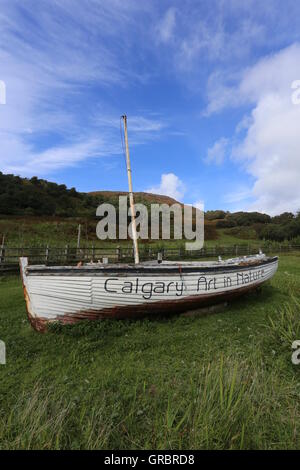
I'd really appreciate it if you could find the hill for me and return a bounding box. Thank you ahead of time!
[1,172,300,244]
[0,172,100,217]
[89,191,182,207]
[0,173,182,218]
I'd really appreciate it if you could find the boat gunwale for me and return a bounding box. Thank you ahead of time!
[23,256,278,276]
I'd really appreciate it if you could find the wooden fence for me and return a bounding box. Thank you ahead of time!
[0,243,299,275]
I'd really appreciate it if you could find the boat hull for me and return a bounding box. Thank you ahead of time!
[19,256,279,332]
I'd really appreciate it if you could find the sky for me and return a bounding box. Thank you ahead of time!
[0,0,300,215]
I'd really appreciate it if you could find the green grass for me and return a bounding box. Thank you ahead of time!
[1,255,300,449]
[0,216,260,248]
[206,228,258,247]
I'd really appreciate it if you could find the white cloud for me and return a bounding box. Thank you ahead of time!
[223,187,253,204]
[0,112,167,176]
[205,138,229,165]
[96,114,167,134]
[156,0,300,83]
[146,173,185,201]
[193,199,205,210]
[156,8,177,43]
[206,43,300,114]
[1,136,117,176]
[178,19,265,68]
[0,1,157,176]
[207,43,300,215]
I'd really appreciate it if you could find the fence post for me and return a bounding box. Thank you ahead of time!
[64,244,69,264]
[77,224,81,249]
[45,245,49,265]
[116,246,121,262]
[0,244,5,264]
[92,244,95,262]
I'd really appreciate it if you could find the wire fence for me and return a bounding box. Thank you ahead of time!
[0,243,299,274]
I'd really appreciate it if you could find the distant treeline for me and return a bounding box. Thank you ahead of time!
[0,172,105,217]
[0,173,299,242]
[206,210,300,242]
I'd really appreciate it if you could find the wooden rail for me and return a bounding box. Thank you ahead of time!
[0,243,299,275]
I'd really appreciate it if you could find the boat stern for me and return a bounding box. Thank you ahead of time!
[19,257,47,332]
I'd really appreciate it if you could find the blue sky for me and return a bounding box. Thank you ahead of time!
[0,0,300,214]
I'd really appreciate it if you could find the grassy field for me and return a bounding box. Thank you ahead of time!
[0,216,260,248]
[0,254,300,450]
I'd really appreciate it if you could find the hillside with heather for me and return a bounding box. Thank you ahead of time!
[1,172,300,246]
[89,191,182,207]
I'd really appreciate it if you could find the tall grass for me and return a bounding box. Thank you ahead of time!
[0,355,299,450]
[268,295,300,345]
[1,257,300,449]
[0,384,114,450]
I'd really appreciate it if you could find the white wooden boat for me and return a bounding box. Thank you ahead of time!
[19,116,279,331]
[20,254,278,331]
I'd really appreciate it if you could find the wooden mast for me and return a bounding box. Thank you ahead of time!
[121,115,140,264]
